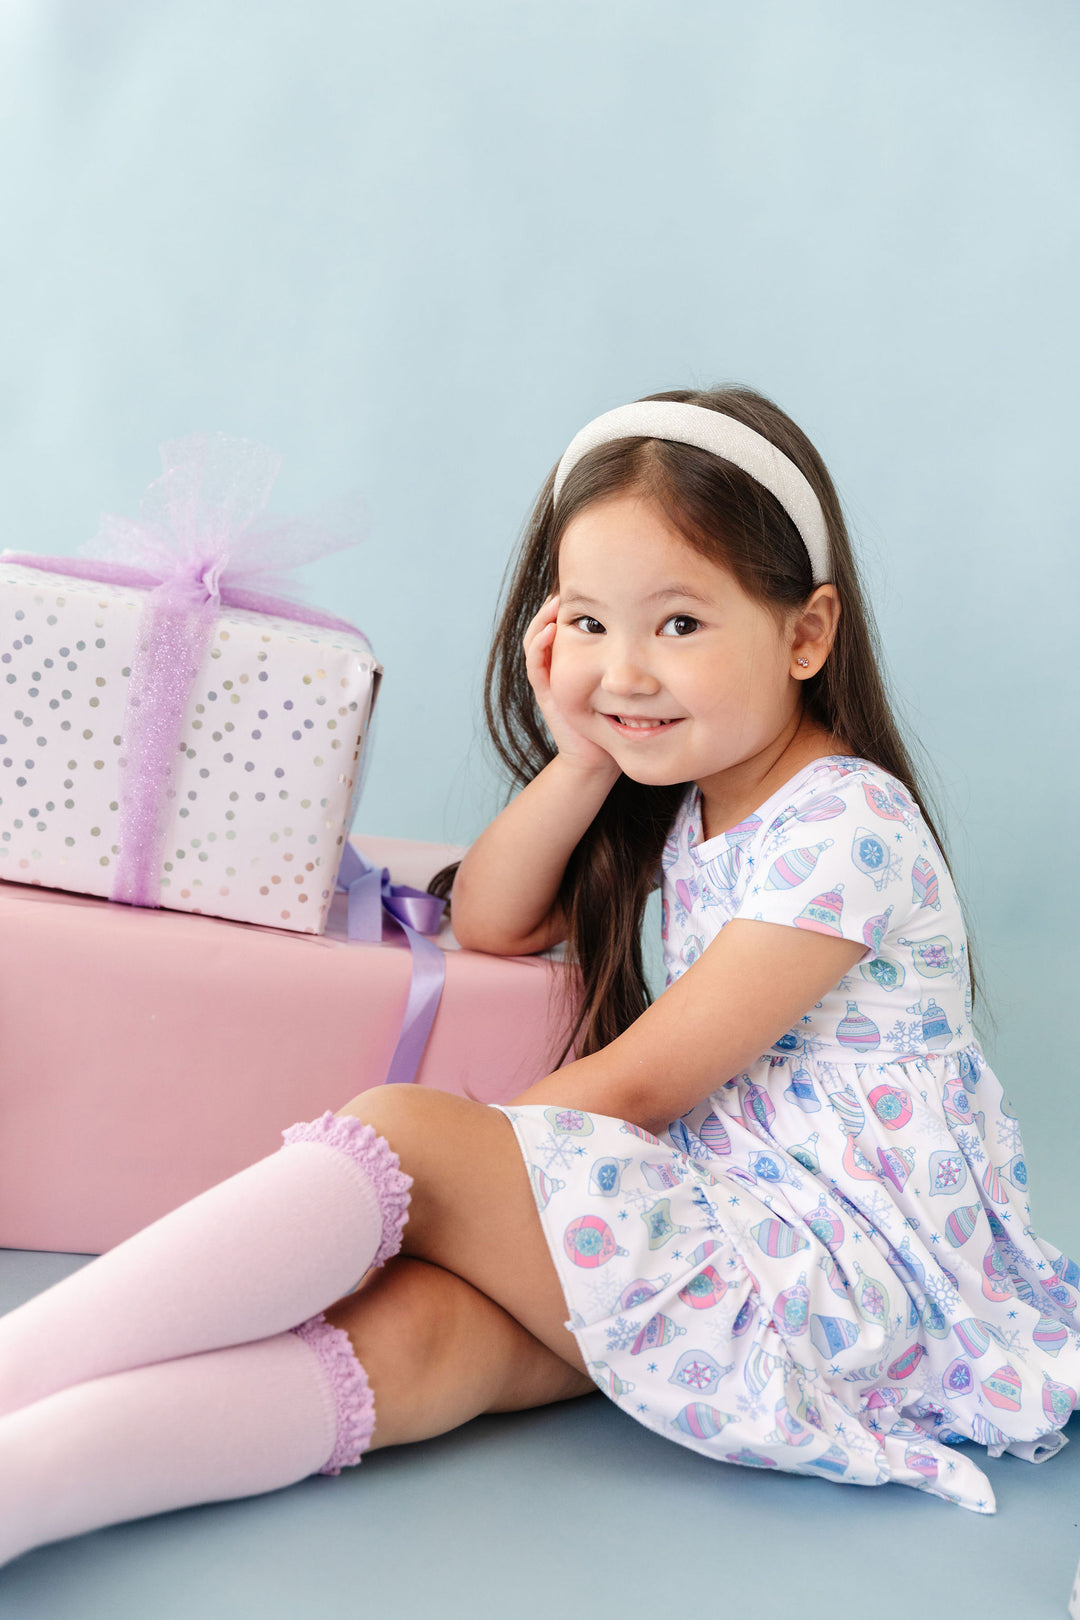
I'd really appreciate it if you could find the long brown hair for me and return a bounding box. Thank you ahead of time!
[431,385,968,1063]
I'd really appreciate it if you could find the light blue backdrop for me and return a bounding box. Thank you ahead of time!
[2,2,1077,1233]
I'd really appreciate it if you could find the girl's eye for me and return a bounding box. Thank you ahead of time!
[660,615,700,637]
[571,616,605,634]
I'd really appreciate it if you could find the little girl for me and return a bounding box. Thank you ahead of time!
[1,387,1077,1565]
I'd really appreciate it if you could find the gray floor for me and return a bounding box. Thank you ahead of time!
[1,1248,1079,1620]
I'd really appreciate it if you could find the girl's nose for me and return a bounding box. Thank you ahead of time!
[599,647,661,699]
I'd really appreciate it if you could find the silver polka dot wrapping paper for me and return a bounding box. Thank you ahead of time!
[0,561,380,933]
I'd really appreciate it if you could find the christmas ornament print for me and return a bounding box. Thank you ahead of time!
[877,1145,915,1191]
[784,1068,820,1112]
[794,885,845,934]
[862,780,907,822]
[981,1364,1022,1411]
[775,1273,811,1335]
[806,1194,845,1253]
[620,1276,668,1310]
[1034,1317,1067,1357]
[836,1001,881,1053]
[921,999,953,1049]
[765,840,833,890]
[673,1403,733,1440]
[630,1312,686,1354]
[640,1199,691,1250]
[669,1349,727,1395]
[678,1266,728,1310]
[699,1112,731,1155]
[563,1215,627,1268]
[492,757,1080,1514]
[851,827,894,891]
[642,1159,684,1191]
[868,1083,913,1130]
[588,1156,632,1198]
[860,955,907,993]
[528,1165,564,1211]
[795,792,847,822]
[911,856,941,911]
[902,933,954,979]
[752,1217,810,1258]
[544,1107,593,1137]
[790,1132,821,1174]
[827,1084,866,1135]
[944,1204,980,1248]
[928,1149,968,1196]
[862,906,894,954]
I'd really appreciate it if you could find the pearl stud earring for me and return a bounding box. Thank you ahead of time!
[796,657,810,668]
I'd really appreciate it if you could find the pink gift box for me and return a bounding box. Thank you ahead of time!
[0,834,572,1254]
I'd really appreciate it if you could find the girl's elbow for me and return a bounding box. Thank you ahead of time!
[452,909,549,956]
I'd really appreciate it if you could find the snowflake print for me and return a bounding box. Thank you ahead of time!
[697,886,733,914]
[882,1016,926,1052]
[850,1188,893,1229]
[703,1313,742,1359]
[604,1315,642,1354]
[788,1027,834,1061]
[735,1391,768,1423]
[911,1106,954,1145]
[952,1128,985,1164]
[620,1185,662,1215]
[581,1272,628,1322]
[533,1132,589,1173]
[995,1114,1024,1156]
[923,1272,960,1316]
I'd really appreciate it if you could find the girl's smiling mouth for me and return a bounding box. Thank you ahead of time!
[603,714,684,735]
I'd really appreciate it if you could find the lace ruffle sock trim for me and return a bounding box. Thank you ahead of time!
[292,1313,377,1473]
[281,1110,413,1278]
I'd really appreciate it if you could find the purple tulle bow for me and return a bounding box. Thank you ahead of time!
[3,433,370,909]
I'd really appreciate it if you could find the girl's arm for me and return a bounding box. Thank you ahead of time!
[507,920,865,1135]
[450,753,618,953]
[451,594,620,954]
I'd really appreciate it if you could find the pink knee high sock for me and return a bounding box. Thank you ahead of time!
[0,1112,411,1418]
[0,1314,375,1570]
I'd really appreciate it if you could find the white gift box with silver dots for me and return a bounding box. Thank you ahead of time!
[0,561,379,933]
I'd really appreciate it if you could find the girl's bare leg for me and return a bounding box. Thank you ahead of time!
[333,1085,593,1378]
[323,1255,594,1452]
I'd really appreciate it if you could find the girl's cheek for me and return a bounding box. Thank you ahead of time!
[548,638,584,711]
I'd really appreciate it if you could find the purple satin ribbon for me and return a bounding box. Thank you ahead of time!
[335,843,447,1085]
[3,432,369,910]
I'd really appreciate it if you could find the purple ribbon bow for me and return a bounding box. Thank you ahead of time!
[3,433,368,909]
[335,843,447,1085]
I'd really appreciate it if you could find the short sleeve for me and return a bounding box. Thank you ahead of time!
[733,767,928,956]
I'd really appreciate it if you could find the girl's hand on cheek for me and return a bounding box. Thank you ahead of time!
[524,595,620,780]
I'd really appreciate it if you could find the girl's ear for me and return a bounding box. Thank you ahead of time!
[790,585,840,679]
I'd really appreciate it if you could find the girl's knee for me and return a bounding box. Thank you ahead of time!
[336,1082,462,1135]
[334,1086,488,1189]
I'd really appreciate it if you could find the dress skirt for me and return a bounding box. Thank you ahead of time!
[490,1049,1080,1514]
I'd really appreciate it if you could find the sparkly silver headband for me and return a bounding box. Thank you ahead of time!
[552,401,832,586]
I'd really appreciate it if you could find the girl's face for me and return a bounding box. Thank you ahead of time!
[550,494,810,797]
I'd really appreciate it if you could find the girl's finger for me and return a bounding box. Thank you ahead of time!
[524,605,559,656]
[524,625,555,678]
[525,595,560,637]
